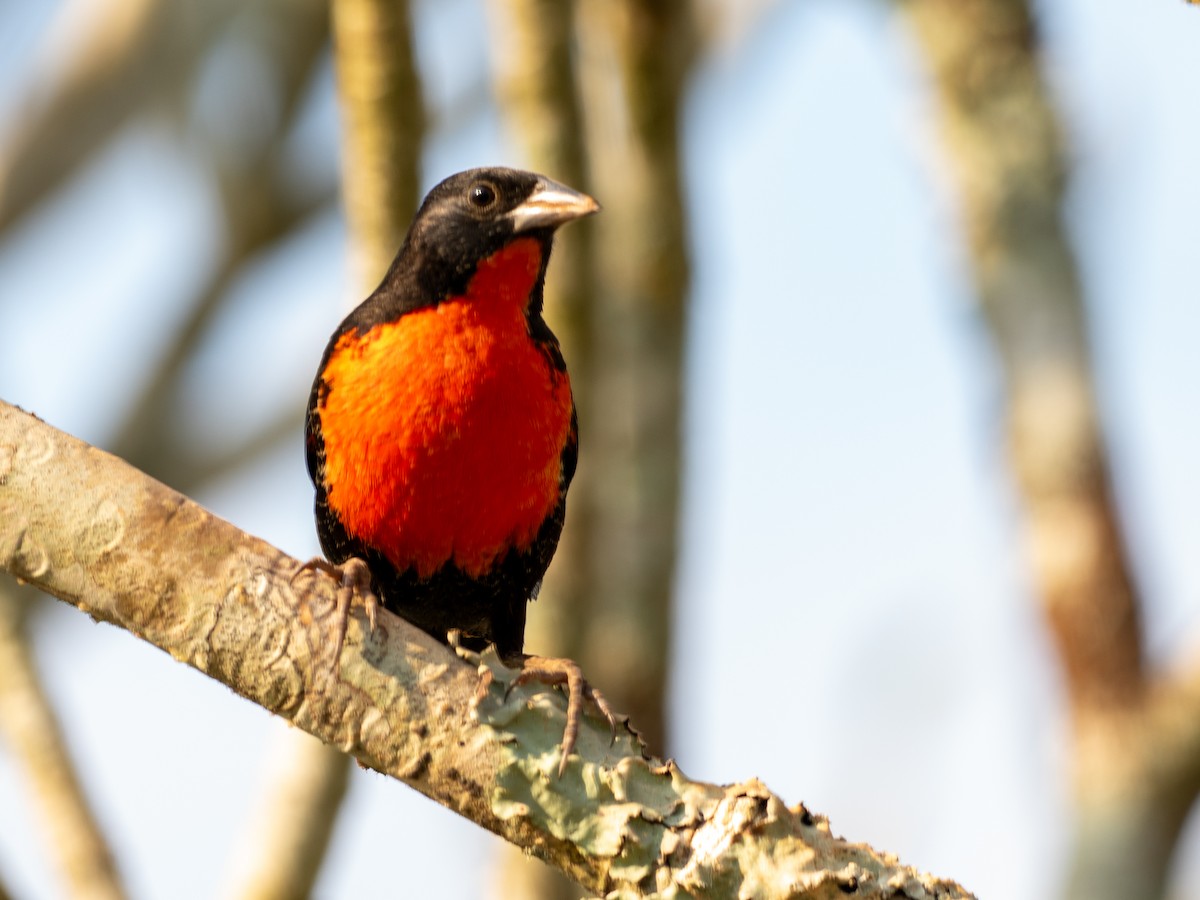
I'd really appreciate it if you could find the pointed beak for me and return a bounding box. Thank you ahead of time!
[508,176,600,233]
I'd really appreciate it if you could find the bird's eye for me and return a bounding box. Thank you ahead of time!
[469,183,497,208]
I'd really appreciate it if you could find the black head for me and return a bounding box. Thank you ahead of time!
[387,167,599,303]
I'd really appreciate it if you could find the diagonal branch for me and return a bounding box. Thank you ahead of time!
[0,0,233,231]
[0,399,974,899]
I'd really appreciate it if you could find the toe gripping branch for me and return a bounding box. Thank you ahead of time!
[474,652,622,778]
[291,557,379,665]
[286,568,622,778]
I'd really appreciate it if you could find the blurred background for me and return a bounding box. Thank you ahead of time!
[1,0,1199,898]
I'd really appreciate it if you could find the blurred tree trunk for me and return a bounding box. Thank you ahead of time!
[331,0,425,286]
[0,586,126,900]
[222,732,352,900]
[488,1,694,895]
[896,0,1200,897]
[578,0,694,760]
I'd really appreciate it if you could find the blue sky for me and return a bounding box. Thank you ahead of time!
[1,0,1198,897]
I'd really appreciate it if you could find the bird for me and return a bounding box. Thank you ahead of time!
[302,166,615,774]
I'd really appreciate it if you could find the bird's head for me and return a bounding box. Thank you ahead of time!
[395,167,599,301]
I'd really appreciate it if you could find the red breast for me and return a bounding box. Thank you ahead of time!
[316,238,573,579]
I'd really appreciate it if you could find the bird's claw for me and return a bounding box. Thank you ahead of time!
[292,556,379,666]
[501,655,621,777]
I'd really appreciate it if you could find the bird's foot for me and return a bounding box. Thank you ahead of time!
[446,629,470,653]
[291,557,379,666]
[477,654,619,778]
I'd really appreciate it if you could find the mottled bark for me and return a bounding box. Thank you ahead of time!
[897,0,1199,896]
[0,399,974,899]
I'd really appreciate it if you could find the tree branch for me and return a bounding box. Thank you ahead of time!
[0,399,973,898]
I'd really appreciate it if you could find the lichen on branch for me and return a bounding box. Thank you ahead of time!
[0,399,973,899]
